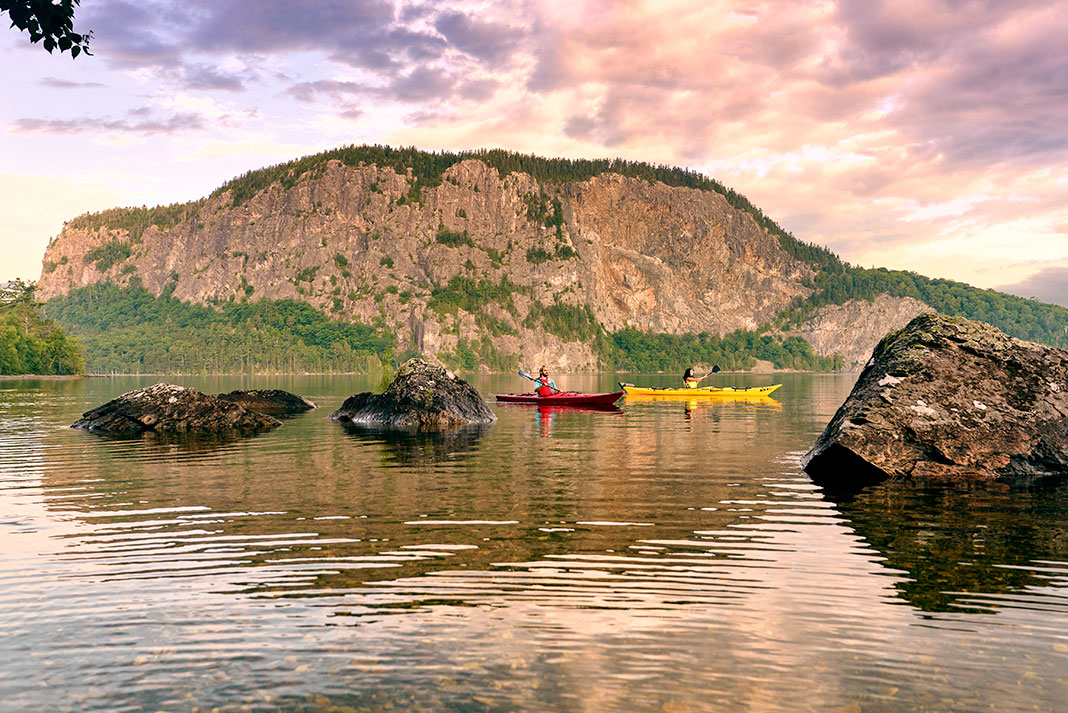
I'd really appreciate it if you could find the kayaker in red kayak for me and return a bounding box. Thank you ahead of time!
[534,365,557,396]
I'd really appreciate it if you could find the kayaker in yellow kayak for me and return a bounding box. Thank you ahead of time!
[683,366,718,388]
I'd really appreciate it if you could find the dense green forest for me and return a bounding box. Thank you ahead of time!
[599,328,840,373]
[0,280,84,375]
[775,266,1068,348]
[46,281,394,374]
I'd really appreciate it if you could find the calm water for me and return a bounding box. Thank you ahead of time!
[1,373,1067,713]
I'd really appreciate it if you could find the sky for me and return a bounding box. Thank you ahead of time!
[2,0,1067,306]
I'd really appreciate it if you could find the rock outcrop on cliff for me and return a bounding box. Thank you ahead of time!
[803,313,1068,487]
[789,295,933,370]
[330,358,496,429]
[217,389,316,415]
[73,383,282,435]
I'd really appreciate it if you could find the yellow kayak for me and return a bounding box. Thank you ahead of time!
[620,383,782,398]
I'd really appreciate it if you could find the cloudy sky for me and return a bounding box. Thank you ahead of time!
[3,0,1067,306]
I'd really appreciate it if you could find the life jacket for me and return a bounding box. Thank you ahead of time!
[536,385,553,397]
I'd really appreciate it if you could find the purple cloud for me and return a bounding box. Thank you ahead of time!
[14,111,205,135]
[996,267,1068,308]
[182,65,246,92]
[40,77,107,89]
[434,11,526,64]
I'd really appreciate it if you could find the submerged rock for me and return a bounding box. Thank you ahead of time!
[217,389,316,415]
[803,313,1068,487]
[72,383,282,435]
[330,358,496,429]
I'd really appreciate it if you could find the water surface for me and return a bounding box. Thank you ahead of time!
[1,373,1066,712]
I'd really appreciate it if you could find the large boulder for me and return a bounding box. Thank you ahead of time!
[803,313,1068,487]
[330,358,496,429]
[72,383,282,435]
[217,389,316,415]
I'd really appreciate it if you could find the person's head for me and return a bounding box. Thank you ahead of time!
[539,365,548,377]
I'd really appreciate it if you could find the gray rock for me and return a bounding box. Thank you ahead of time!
[217,389,316,415]
[72,383,282,435]
[330,358,496,429]
[803,313,1068,486]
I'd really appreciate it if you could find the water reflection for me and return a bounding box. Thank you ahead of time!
[69,425,272,455]
[339,422,489,465]
[4,374,1068,713]
[830,481,1068,613]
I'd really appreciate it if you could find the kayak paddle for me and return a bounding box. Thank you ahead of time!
[696,365,721,384]
[517,369,562,394]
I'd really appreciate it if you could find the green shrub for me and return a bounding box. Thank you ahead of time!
[83,241,131,272]
[436,226,475,248]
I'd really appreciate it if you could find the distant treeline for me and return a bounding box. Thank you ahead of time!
[776,266,1068,348]
[46,281,394,374]
[599,328,841,373]
[1,281,84,375]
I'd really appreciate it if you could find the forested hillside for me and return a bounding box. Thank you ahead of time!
[46,280,393,374]
[47,281,839,374]
[38,144,1068,373]
[777,266,1068,348]
[1,280,84,375]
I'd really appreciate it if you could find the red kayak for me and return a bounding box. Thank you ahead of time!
[495,390,624,406]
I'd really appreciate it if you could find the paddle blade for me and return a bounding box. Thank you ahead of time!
[517,369,534,381]
[711,365,720,373]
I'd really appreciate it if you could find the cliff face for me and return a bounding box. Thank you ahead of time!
[38,158,892,371]
[790,295,934,370]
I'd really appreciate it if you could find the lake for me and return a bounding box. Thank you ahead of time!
[1,373,1066,712]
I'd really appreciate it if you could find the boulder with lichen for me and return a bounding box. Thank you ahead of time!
[72,383,282,435]
[803,313,1068,487]
[330,358,496,429]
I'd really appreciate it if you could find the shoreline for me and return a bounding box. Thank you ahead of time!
[0,374,88,381]
[1,369,858,380]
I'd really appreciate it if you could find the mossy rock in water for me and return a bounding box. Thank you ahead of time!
[804,312,1068,488]
[72,383,282,436]
[330,358,496,429]
[217,389,316,415]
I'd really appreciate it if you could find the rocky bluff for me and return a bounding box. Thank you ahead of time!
[38,156,920,371]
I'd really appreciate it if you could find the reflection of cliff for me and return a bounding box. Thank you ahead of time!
[830,481,1068,612]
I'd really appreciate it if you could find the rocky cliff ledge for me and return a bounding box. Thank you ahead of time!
[330,358,496,429]
[803,313,1068,487]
